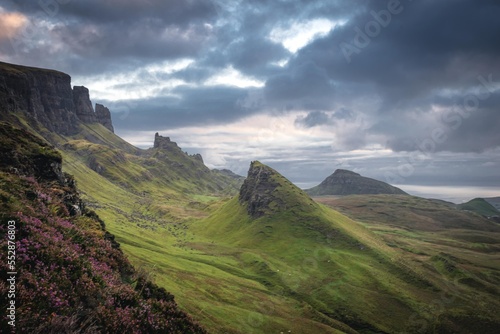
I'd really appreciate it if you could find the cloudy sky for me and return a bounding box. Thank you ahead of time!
[1,0,499,202]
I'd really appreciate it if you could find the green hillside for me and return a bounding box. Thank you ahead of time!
[0,122,205,333]
[458,198,499,217]
[3,112,243,228]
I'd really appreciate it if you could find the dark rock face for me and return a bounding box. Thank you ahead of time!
[73,86,97,123]
[0,62,79,135]
[95,103,114,133]
[191,153,204,163]
[0,61,114,136]
[154,132,177,149]
[154,132,207,165]
[239,161,282,218]
[306,169,408,196]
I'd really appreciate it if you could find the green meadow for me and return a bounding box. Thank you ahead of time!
[13,119,496,333]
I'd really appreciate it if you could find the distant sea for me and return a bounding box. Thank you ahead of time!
[296,182,500,204]
[395,185,500,204]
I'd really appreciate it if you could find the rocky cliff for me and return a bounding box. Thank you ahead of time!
[239,161,317,218]
[95,103,114,132]
[0,61,114,135]
[306,169,408,196]
[154,132,179,150]
[73,85,97,123]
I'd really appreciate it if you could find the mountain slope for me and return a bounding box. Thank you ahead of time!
[306,169,407,196]
[0,122,205,333]
[181,162,500,333]
[0,61,243,228]
[485,197,500,211]
[459,198,500,217]
[316,194,500,330]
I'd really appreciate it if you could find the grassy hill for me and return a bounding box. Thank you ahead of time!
[315,194,500,330]
[2,110,243,227]
[306,169,407,196]
[96,161,500,333]
[458,198,499,217]
[485,197,500,212]
[0,122,205,333]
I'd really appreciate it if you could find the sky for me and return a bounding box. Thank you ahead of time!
[0,0,499,202]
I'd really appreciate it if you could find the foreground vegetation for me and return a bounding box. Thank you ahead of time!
[0,123,205,333]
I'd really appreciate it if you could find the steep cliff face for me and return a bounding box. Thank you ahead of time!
[73,85,97,123]
[95,103,114,133]
[0,62,79,135]
[0,61,114,135]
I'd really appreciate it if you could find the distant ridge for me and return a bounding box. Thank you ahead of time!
[458,198,499,217]
[306,169,407,196]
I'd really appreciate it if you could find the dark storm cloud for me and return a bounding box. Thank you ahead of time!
[280,0,500,153]
[226,37,290,76]
[382,91,500,153]
[5,0,216,26]
[1,0,217,75]
[294,0,500,92]
[1,0,499,159]
[295,108,355,128]
[265,61,335,110]
[295,111,332,128]
[102,86,249,131]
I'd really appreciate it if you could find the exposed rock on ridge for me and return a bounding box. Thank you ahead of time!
[239,161,317,218]
[154,132,204,163]
[73,86,97,123]
[306,169,408,196]
[0,61,114,135]
[95,103,114,132]
[154,132,179,150]
[239,161,281,217]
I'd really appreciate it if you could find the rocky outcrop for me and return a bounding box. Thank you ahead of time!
[306,169,408,196]
[0,61,114,135]
[191,153,204,163]
[73,86,97,123]
[0,61,79,135]
[154,132,207,166]
[239,162,281,217]
[154,132,178,150]
[239,161,318,218]
[95,103,114,133]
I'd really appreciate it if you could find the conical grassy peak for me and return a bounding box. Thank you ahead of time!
[239,161,317,218]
